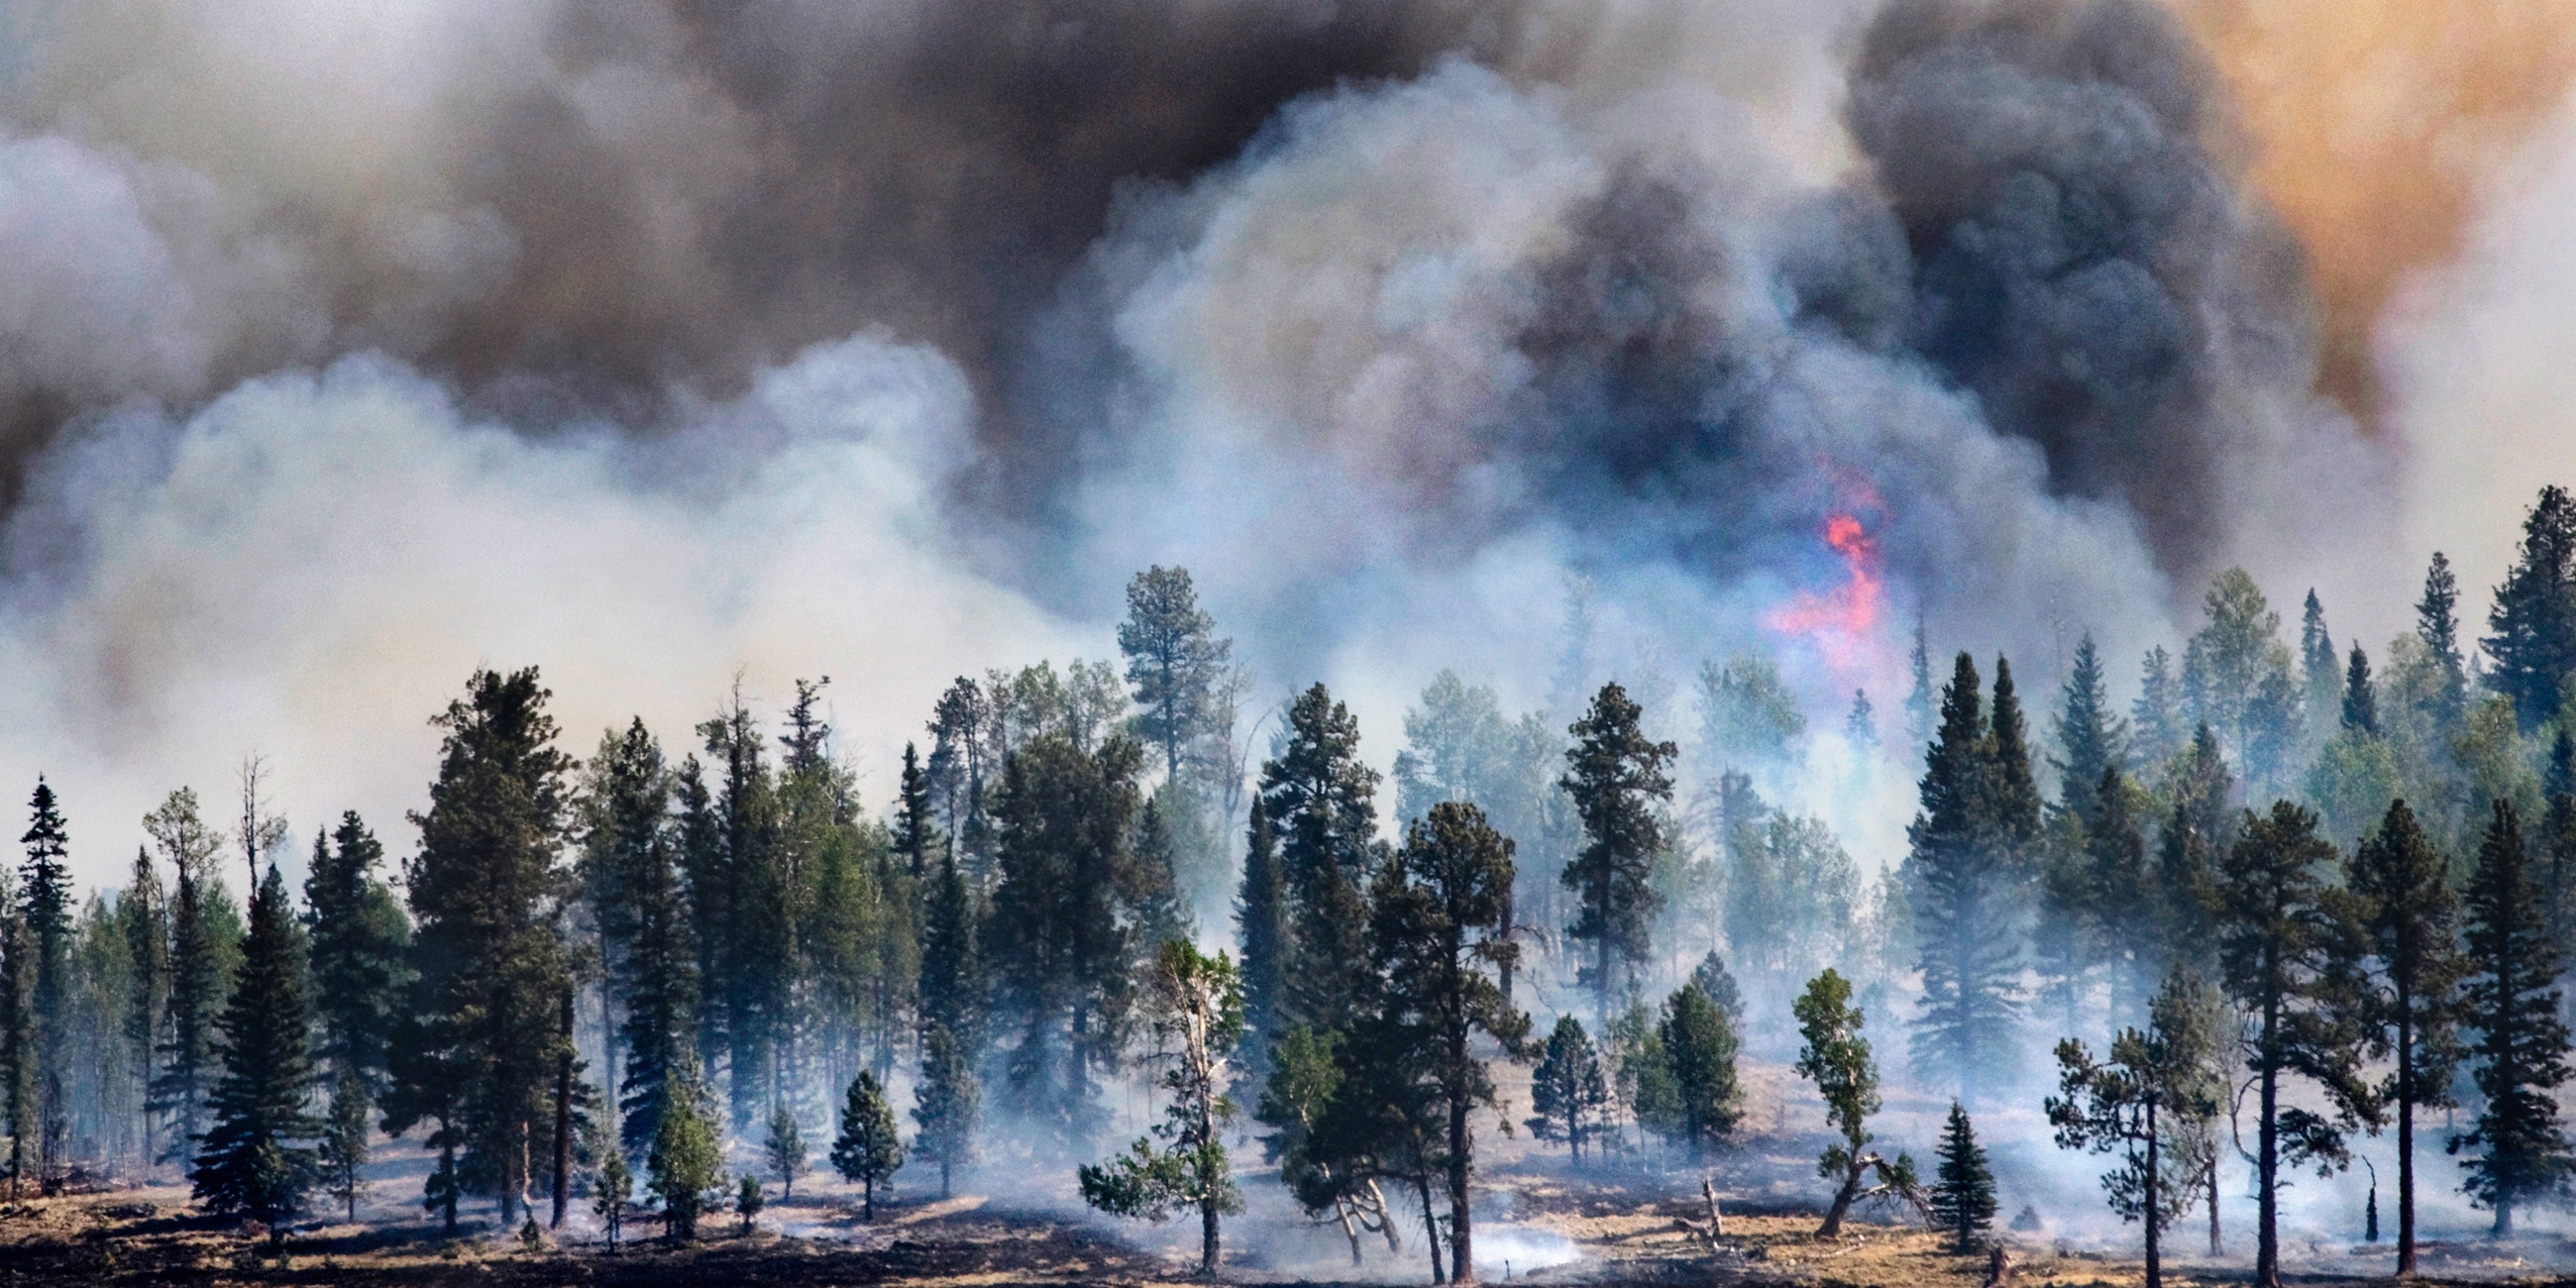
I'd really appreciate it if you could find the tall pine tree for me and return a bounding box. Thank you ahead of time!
[303,812,407,1090]
[2347,799,2461,1273]
[1260,685,1381,1031]
[1909,655,2024,1098]
[18,781,71,1181]
[1559,682,1676,1026]
[191,865,320,1230]
[2051,636,2129,825]
[146,788,225,1165]
[2485,485,2576,729]
[122,846,168,1170]
[2452,801,2576,1234]
[2418,552,2470,733]
[1234,796,1290,1073]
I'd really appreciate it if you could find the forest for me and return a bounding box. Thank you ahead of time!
[13,489,2576,1288]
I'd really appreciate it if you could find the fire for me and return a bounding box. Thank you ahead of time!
[1767,512,1884,671]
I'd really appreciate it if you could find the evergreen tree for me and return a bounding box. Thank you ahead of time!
[1526,1017,1609,1165]
[2452,801,2576,1234]
[616,806,698,1162]
[2547,730,2576,966]
[912,1024,979,1198]
[2491,487,2576,727]
[2214,802,2370,1288]
[1260,685,1382,1031]
[735,1173,763,1234]
[1699,655,1807,767]
[897,743,941,880]
[1079,939,1245,1275]
[1928,1102,1997,1251]
[988,732,1143,1155]
[2133,647,2186,768]
[1119,565,1236,790]
[1794,968,1916,1236]
[191,865,319,1230]
[146,788,226,1165]
[1234,797,1290,1070]
[1846,690,1877,748]
[2346,799,2461,1272]
[303,811,407,1091]
[2301,590,2339,726]
[1909,655,2023,1097]
[2051,635,2129,825]
[2047,970,2227,1288]
[2193,569,2287,754]
[2418,551,2470,733]
[577,719,669,1112]
[1658,983,1741,1160]
[1690,951,1747,1028]
[319,1062,372,1222]
[122,846,167,1169]
[1369,801,1529,1284]
[766,1102,806,1200]
[646,1051,723,1241]
[1560,682,1677,1025]
[832,1070,906,1220]
[386,668,577,1228]
[18,781,71,1182]
[2341,646,2378,735]
[697,693,790,1129]
[915,835,983,1058]
[1907,617,1937,748]
[594,1147,632,1252]
[0,893,29,1198]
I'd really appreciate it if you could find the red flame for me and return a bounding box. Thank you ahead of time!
[1767,512,1884,670]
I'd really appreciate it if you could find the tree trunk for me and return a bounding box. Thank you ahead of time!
[553,989,575,1228]
[865,1175,876,1222]
[1450,1089,1475,1285]
[1202,1186,1223,1276]
[2257,1000,2281,1288]
[2496,1198,2514,1237]
[441,1136,460,1234]
[1419,1175,1447,1284]
[2206,1154,2221,1255]
[2399,1014,2416,1276]
[940,1157,952,1200]
[2142,1105,2161,1288]
[1818,1156,1865,1236]
[1335,1196,1366,1266]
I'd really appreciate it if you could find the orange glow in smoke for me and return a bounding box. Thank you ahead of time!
[1768,513,1883,670]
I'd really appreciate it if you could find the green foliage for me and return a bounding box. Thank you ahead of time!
[1689,952,1746,1028]
[2133,647,2186,768]
[833,1070,906,1219]
[2307,730,2403,851]
[2417,552,2470,733]
[765,1102,805,1199]
[2453,801,2576,1232]
[1234,797,1289,1070]
[19,779,71,1171]
[646,1053,724,1241]
[1078,939,1244,1274]
[303,811,408,1091]
[1260,684,1382,1031]
[2047,970,2227,1283]
[146,787,228,1162]
[1929,1102,1997,1251]
[2347,798,2463,1268]
[1527,1017,1609,1163]
[1724,812,1858,993]
[2484,486,2576,728]
[2051,635,2130,825]
[2190,568,2291,754]
[911,1025,978,1198]
[1794,969,1915,1235]
[1118,565,1235,789]
[1658,983,1741,1159]
[1908,654,2028,1096]
[1698,653,1806,767]
[736,1173,764,1234]
[191,865,320,1225]
[2341,645,2378,735]
[1561,682,1677,1020]
[319,1063,372,1223]
[593,1146,632,1251]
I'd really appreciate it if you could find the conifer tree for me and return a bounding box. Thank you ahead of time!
[1690,951,1747,1028]
[1906,616,1937,748]
[1526,1017,1608,1165]
[897,742,940,880]
[2193,569,2288,754]
[697,694,790,1128]
[618,813,698,1161]
[122,846,167,1169]
[1080,939,1245,1275]
[1560,682,1676,1026]
[2300,590,2339,724]
[191,865,319,1230]
[1119,566,1235,790]
[915,836,983,1058]
[1929,1102,1997,1251]
[303,812,407,1091]
[0,897,30,1198]
[1658,982,1741,1160]
[1260,685,1382,1030]
[2347,799,2461,1272]
[2546,730,2576,963]
[1909,655,2023,1096]
[2047,969,2227,1288]
[2051,636,2129,825]
[577,718,669,1108]
[1846,690,1877,748]
[647,1051,723,1241]
[2418,552,2470,733]
[319,1062,371,1222]
[594,1147,632,1252]
[146,788,225,1164]
[1235,797,1289,1070]
[1795,968,1916,1236]
[912,1024,978,1198]
[387,668,577,1227]
[2487,485,2576,727]
[2452,801,2576,1234]
[2341,646,2378,735]
[2133,647,2185,768]
[735,1173,763,1234]
[2215,802,2370,1288]
[18,780,71,1182]
[1370,801,1528,1283]
[832,1070,905,1220]
[766,1102,806,1200]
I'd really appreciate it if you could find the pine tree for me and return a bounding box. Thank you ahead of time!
[2133,647,2186,768]
[735,1173,764,1234]
[1560,682,1677,1026]
[2051,636,2130,825]
[2193,569,2287,755]
[697,693,790,1129]
[1235,796,1289,1071]
[1261,685,1382,1031]
[1119,565,1236,789]
[1526,1017,1609,1165]
[319,1062,372,1222]
[1986,658,2045,861]
[2487,486,2576,728]
[1909,654,2023,1097]
[618,809,698,1162]
[122,846,167,1170]
[1658,983,1741,1160]
[191,865,320,1230]
[146,788,225,1166]
[2452,801,2576,1234]
[1929,1102,1997,1251]
[897,743,941,880]
[832,1070,906,1220]
[1079,939,1246,1275]
[577,718,669,1113]
[1369,801,1529,1284]
[2215,802,2369,1288]
[0,893,30,1199]
[303,811,407,1091]
[1795,968,1916,1236]
[1906,616,1937,749]
[1846,690,1877,748]
[766,1102,806,1200]
[1690,951,1747,1028]
[2546,730,2576,966]
[2047,969,2227,1288]
[18,781,71,1183]
[915,835,983,1059]
[2301,590,2339,727]
[646,1051,723,1241]
[912,1024,978,1198]
[2347,799,2461,1273]
[2418,552,2470,733]
[2340,646,2379,735]
[386,668,577,1228]
[594,1147,632,1252]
